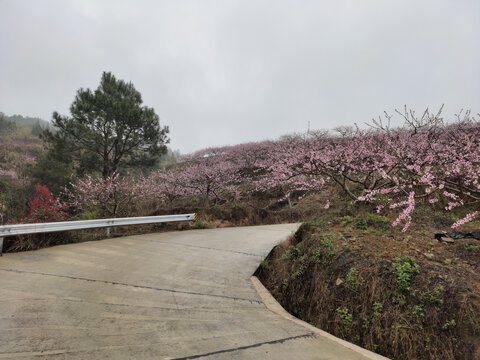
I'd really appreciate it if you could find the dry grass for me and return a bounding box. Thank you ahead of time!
[256,217,480,360]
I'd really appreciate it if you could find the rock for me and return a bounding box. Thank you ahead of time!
[440,237,454,243]
[335,278,344,286]
[444,259,452,265]
[448,233,465,239]
[424,253,434,260]
[337,254,349,266]
[434,232,448,240]
[448,232,480,240]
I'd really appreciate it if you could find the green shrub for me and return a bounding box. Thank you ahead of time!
[372,302,383,320]
[392,256,420,291]
[76,206,102,220]
[366,213,388,225]
[336,307,355,335]
[313,248,323,264]
[345,267,363,291]
[285,245,301,259]
[465,244,480,253]
[412,304,426,319]
[354,217,368,230]
[194,220,213,229]
[291,255,307,279]
[320,235,336,257]
[421,285,444,307]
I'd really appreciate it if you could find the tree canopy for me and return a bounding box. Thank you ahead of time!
[42,71,169,179]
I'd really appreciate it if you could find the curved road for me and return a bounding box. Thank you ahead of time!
[0,224,381,359]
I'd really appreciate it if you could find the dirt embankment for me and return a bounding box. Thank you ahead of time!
[256,218,480,360]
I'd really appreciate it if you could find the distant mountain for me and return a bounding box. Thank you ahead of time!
[0,113,50,128]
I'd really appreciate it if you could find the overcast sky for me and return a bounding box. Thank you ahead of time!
[1,0,479,153]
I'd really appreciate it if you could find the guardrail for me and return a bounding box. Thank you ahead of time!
[0,213,197,256]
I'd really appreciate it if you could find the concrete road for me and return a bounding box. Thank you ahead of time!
[0,224,381,359]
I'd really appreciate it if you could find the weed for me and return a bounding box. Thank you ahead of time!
[194,220,213,229]
[372,302,383,320]
[336,307,354,335]
[260,258,269,269]
[354,217,368,230]
[442,319,456,330]
[320,235,337,257]
[313,218,329,227]
[320,234,334,248]
[392,256,420,291]
[284,245,301,260]
[345,267,363,291]
[424,337,431,351]
[342,215,353,225]
[392,291,406,306]
[313,248,323,264]
[76,206,101,220]
[291,255,307,280]
[465,244,480,253]
[391,323,403,332]
[412,304,426,319]
[428,286,444,307]
[366,213,388,225]
[362,316,370,329]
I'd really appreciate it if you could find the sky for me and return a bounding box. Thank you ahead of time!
[1,0,479,153]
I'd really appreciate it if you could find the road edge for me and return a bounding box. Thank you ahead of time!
[250,276,388,360]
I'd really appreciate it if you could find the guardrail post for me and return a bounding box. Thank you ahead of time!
[106,227,111,237]
[0,237,3,256]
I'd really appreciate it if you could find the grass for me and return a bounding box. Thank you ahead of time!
[257,208,479,360]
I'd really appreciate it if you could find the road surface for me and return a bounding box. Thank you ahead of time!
[0,224,383,359]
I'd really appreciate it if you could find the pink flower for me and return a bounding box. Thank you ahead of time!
[451,211,479,229]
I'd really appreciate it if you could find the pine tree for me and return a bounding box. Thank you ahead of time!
[42,72,169,179]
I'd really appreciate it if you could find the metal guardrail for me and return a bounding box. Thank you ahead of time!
[0,213,197,256]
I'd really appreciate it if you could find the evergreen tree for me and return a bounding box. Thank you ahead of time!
[31,121,43,136]
[42,72,169,179]
[0,113,15,134]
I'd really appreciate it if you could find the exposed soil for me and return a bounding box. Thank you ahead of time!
[256,212,480,360]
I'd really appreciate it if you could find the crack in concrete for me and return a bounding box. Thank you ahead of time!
[0,268,263,304]
[171,332,317,359]
[136,238,264,258]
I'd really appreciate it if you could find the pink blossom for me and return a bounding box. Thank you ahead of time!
[451,211,479,229]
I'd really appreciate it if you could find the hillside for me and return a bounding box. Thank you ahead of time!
[1,113,50,128]
[60,111,479,360]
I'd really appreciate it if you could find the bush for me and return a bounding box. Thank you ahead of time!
[392,256,420,291]
[23,184,69,223]
[285,245,301,259]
